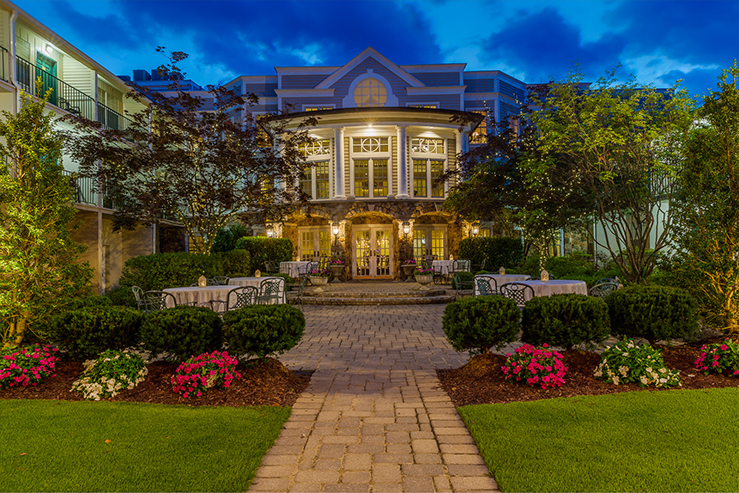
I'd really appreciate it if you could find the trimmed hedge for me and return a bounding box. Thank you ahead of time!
[442,296,520,355]
[521,294,610,348]
[50,306,143,360]
[605,285,700,342]
[234,237,293,273]
[452,271,475,289]
[458,236,524,272]
[140,306,223,361]
[222,304,305,359]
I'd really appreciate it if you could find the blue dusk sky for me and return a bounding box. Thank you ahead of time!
[13,0,739,99]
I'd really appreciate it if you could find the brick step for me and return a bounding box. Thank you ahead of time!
[299,288,448,298]
[292,295,457,305]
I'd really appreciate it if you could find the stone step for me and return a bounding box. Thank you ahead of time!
[294,294,457,305]
[300,288,448,298]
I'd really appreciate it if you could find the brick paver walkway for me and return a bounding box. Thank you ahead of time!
[250,300,499,492]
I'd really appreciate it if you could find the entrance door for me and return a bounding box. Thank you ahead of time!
[353,226,393,279]
[35,53,57,105]
[413,226,447,262]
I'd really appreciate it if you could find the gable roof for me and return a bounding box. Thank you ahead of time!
[314,47,425,90]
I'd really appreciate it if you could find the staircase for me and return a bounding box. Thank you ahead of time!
[287,281,459,305]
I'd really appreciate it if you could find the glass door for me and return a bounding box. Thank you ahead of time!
[413,226,446,263]
[353,226,393,279]
[299,227,331,261]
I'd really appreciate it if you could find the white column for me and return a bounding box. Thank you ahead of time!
[396,126,409,198]
[334,127,346,199]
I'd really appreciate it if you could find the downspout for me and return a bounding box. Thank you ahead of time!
[9,10,19,113]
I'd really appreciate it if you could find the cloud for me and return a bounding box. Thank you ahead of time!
[47,0,141,51]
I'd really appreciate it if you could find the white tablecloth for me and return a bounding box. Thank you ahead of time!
[280,261,311,278]
[511,280,588,301]
[228,277,285,304]
[432,260,454,275]
[474,274,531,295]
[163,286,234,309]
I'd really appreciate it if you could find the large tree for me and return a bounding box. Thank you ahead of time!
[671,62,739,333]
[529,69,695,283]
[0,82,93,347]
[65,49,315,254]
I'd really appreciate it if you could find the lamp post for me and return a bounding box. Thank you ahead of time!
[266,226,274,238]
[471,224,479,237]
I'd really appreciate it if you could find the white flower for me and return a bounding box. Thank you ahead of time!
[640,376,649,385]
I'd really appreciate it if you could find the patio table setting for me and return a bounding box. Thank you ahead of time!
[162,285,234,309]
[474,273,532,295]
[510,279,588,302]
[280,261,311,278]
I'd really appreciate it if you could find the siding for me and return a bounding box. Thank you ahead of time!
[408,72,460,86]
[447,138,456,189]
[344,135,350,195]
[499,100,519,122]
[283,97,337,110]
[400,94,461,110]
[281,74,330,89]
[62,57,93,98]
[244,82,278,97]
[499,80,525,101]
[331,57,408,103]
[464,78,495,93]
[391,135,397,195]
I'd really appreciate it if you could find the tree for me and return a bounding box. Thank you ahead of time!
[65,49,315,254]
[0,81,93,347]
[444,120,589,265]
[671,61,739,333]
[529,68,695,283]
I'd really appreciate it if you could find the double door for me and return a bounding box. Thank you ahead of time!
[353,225,393,279]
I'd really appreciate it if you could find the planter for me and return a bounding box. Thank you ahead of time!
[330,265,345,278]
[402,264,416,277]
[310,276,329,286]
[415,274,434,285]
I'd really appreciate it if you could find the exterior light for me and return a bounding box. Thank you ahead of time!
[402,222,410,236]
[44,44,53,55]
[266,226,274,238]
[332,223,340,236]
[471,224,480,236]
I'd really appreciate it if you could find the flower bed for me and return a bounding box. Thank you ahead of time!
[0,344,58,388]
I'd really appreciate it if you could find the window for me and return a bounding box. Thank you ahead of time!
[300,229,331,260]
[354,77,387,107]
[301,161,330,199]
[411,138,444,154]
[305,106,334,111]
[469,110,488,144]
[413,159,444,197]
[413,160,427,197]
[408,104,438,109]
[353,137,388,153]
[430,160,444,197]
[299,139,331,157]
[354,160,370,197]
[373,159,388,197]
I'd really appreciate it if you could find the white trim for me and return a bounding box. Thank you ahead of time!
[405,102,439,108]
[316,47,425,90]
[342,71,399,108]
[400,64,466,72]
[275,89,335,97]
[406,86,466,95]
[275,66,341,75]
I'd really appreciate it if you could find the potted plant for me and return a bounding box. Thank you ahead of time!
[401,259,417,278]
[308,267,331,286]
[414,265,434,285]
[328,256,345,280]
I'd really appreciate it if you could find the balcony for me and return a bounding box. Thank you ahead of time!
[2,49,133,131]
[62,170,97,206]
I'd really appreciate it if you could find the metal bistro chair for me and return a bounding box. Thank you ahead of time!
[589,280,619,298]
[499,282,535,308]
[209,276,230,286]
[226,286,259,310]
[264,261,280,275]
[291,274,311,311]
[142,290,177,313]
[132,286,145,311]
[452,273,475,299]
[474,276,498,296]
[258,277,286,305]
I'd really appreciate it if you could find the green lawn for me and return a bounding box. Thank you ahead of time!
[0,400,290,492]
[459,388,739,492]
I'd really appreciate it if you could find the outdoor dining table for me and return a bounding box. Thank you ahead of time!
[228,276,285,304]
[512,279,588,302]
[432,260,454,276]
[280,261,311,278]
[474,274,531,295]
[162,285,233,309]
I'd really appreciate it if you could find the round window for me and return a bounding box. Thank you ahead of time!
[353,77,387,107]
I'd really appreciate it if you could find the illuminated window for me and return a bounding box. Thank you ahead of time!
[469,110,488,144]
[301,167,312,196]
[408,104,438,109]
[305,106,333,111]
[413,160,427,197]
[354,77,387,107]
[430,160,444,197]
[315,161,330,199]
[355,159,369,197]
[373,159,388,197]
[411,138,444,154]
[352,137,388,153]
[299,139,331,157]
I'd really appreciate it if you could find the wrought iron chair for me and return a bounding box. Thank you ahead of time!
[142,290,177,313]
[589,281,619,298]
[132,286,145,311]
[258,277,286,305]
[291,274,311,311]
[452,259,471,273]
[474,276,498,296]
[209,276,230,286]
[226,286,259,311]
[264,261,280,275]
[472,258,487,273]
[452,273,475,299]
[499,282,535,308]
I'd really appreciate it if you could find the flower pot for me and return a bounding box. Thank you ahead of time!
[415,274,434,285]
[310,276,329,286]
[330,265,344,278]
[402,264,416,277]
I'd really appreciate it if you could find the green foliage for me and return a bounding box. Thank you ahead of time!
[65,296,113,310]
[515,252,621,286]
[171,351,241,398]
[605,285,699,342]
[442,296,520,355]
[501,343,567,388]
[695,339,739,376]
[521,294,610,348]
[458,236,524,271]
[0,344,58,388]
[452,271,475,289]
[222,304,305,359]
[220,249,252,276]
[140,306,223,362]
[235,237,293,272]
[594,339,681,388]
[211,224,250,253]
[50,307,143,361]
[0,82,93,346]
[71,349,149,400]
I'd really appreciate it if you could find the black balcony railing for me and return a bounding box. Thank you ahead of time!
[62,170,97,206]
[13,54,133,131]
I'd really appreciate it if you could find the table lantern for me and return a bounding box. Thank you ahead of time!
[541,269,550,282]
[499,266,505,275]
[255,269,261,278]
[198,275,207,287]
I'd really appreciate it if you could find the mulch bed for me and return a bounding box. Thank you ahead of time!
[437,336,739,407]
[0,357,311,408]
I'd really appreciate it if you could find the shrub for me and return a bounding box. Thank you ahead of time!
[516,252,622,285]
[594,339,681,388]
[694,339,739,376]
[140,306,223,362]
[220,249,252,277]
[50,306,143,360]
[501,343,567,389]
[211,224,250,253]
[458,236,524,271]
[171,351,241,398]
[521,294,610,348]
[605,285,700,342]
[451,271,475,289]
[442,296,520,355]
[0,344,58,388]
[71,349,148,400]
[234,237,293,273]
[65,295,113,310]
[222,304,305,359]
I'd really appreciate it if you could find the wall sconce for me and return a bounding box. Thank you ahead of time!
[44,43,53,55]
[332,223,340,245]
[402,221,411,239]
[266,226,274,238]
[471,224,480,237]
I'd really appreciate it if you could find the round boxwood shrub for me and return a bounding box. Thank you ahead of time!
[140,306,223,361]
[222,304,305,359]
[50,306,143,360]
[521,294,610,348]
[442,296,520,355]
[605,285,699,342]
